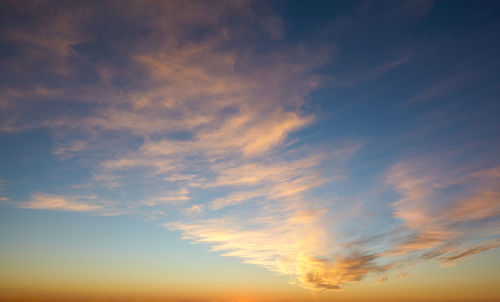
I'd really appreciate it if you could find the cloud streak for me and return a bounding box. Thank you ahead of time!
[21,193,102,212]
[386,159,500,264]
[167,209,390,291]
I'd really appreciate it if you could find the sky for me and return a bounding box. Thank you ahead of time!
[0,0,499,301]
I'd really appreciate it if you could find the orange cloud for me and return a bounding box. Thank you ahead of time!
[166,208,388,291]
[386,160,500,263]
[21,193,102,212]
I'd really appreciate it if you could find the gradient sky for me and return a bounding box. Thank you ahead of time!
[1,1,499,301]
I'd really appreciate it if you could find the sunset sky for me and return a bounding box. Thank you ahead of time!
[0,1,499,301]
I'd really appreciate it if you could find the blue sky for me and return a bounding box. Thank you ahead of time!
[0,1,499,300]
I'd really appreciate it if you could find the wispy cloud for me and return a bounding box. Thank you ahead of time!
[440,241,500,266]
[167,209,390,291]
[142,188,191,207]
[20,193,102,212]
[1,2,351,290]
[385,159,500,263]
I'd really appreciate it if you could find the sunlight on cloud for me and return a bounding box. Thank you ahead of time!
[21,193,102,212]
[386,160,500,265]
[166,209,390,290]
